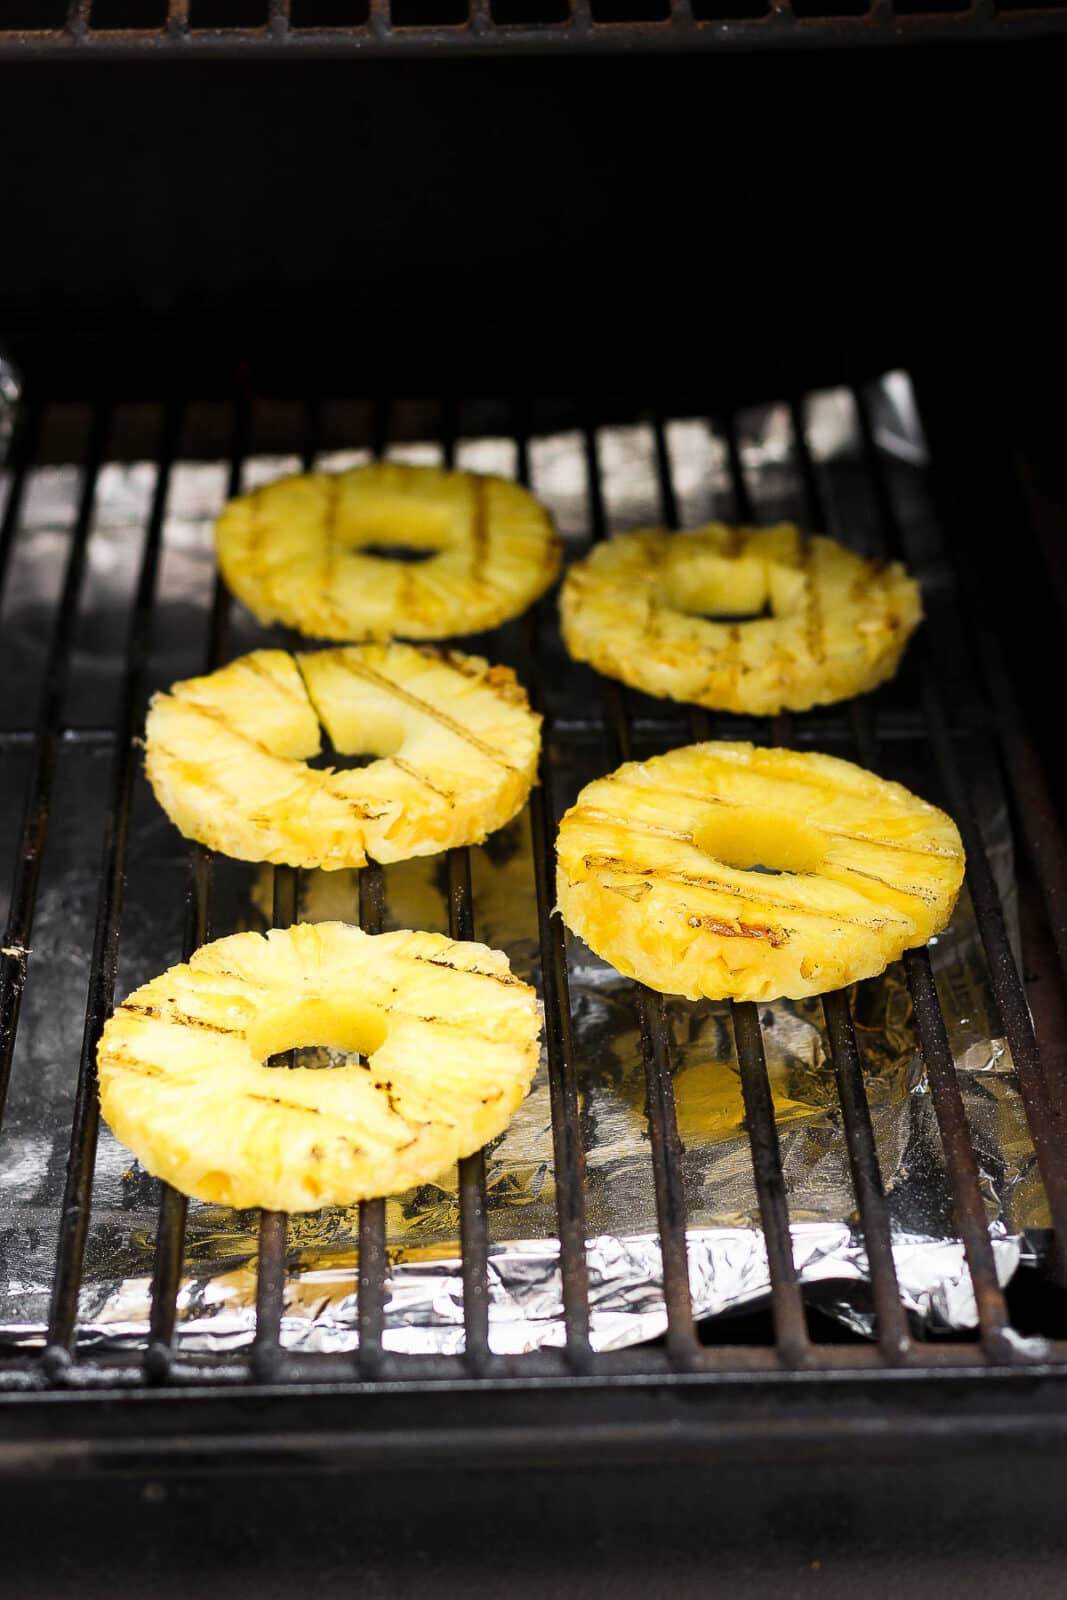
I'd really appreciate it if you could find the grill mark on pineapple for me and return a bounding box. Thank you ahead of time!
[389,757,455,803]
[408,952,522,986]
[430,650,530,710]
[395,1008,509,1038]
[725,622,744,690]
[322,656,522,773]
[424,646,484,680]
[852,556,885,603]
[166,700,286,761]
[685,913,789,947]
[316,775,387,821]
[103,1056,165,1078]
[821,862,939,905]
[241,653,315,711]
[157,705,384,822]
[120,1001,244,1035]
[246,1093,366,1148]
[568,806,693,843]
[319,473,341,544]
[247,487,267,562]
[818,825,960,859]
[801,535,826,664]
[320,476,342,614]
[639,774,927,825]
[373,1078,436,1132]
[623,780,738,810]
[603,880,653,902]
[727,526,750,559]
[398,566,418,624]
[579,853,902,928]
[470,475,490,587]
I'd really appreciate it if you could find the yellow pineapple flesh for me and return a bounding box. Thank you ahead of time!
[144,643,541,870]
[560,524,923,715]
[215,461,561,642]
[556,742,964,1002]
[97,922,541,1212]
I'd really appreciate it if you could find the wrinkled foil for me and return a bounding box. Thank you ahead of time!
[0,376,1045,1357]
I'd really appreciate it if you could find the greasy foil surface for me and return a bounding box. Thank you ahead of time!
[0,378,1045,1356]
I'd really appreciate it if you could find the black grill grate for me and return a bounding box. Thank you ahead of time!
[1,376,1067,1470]
[2,0,1067,52]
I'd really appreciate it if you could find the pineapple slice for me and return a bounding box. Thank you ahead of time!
[215,461,561,642]
[144,643,541,870]
[561,524,922,714]
[556,743,964,1002]
[98,923,541,1212]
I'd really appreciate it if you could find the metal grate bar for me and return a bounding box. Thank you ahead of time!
[652,416,712,744]
[354,397,391,1375]
[821,992,912,1360]
[585,421,698,1366]
[356,863,387,1375]
[904,945,1014,1356]
[788,397,911,1363]
[65,0,91,35]
[253,1210,289,1379]
[716,412,812,1364]
[652,413,680,531]
[845,386,1016,1350]
[516,413,592,1368]
[731,1002,810,1364]
[144,1185,189,1380]
[45,405,178,1361]
[449,847,492,1368]
[143,405,245,1380]
[1,406,109,1132]
[722,412,755,524]
[0,400,41,599]
[251,862,301,1379]
[441,402,491,1369]
[145,847,212,1379]
[7,7,1067,57]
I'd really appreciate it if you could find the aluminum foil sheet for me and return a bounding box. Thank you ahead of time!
[0,377,1046,1357]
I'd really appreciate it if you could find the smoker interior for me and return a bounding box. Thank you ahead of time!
[2,358,1067,1445]
[2,33,1067,1594]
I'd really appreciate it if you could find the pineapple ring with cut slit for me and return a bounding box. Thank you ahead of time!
[97,923,542,1212]
[560,523,923,715]
[215,461,562,641]
[144,643,541,870]
[556,742,964,1003]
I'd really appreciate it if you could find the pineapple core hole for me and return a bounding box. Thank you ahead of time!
[357,543,437,564]
[339,497,453,558]
[248,999,388,1066]
[664,558,771,622]
[663,552,805,623]
[692,811,826,877]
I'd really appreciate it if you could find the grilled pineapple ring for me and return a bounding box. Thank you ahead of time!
[215,461,561,641]
[98,923,541,1212]
[144,643,541,869]
[556,742,964,1002]
[561,523,922,715]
